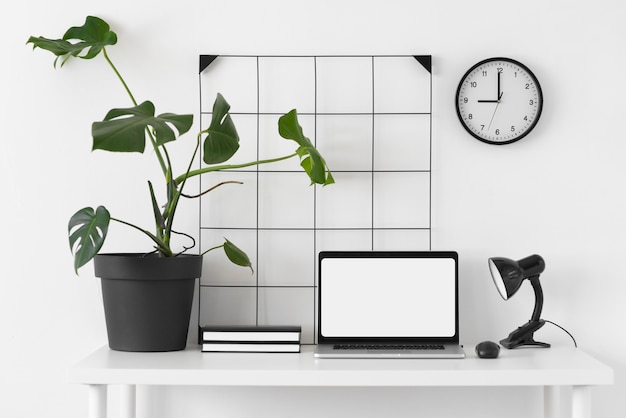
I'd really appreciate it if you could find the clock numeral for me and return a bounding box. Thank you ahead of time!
[511,125,516,132]
[468,113,473,120]
[480,125,485,131]
[495,129,500,136]
[463,97,468,103]
[524,116,528,121]
[482,71,488,76]
[470,81,477,88]
[525,83,530,89]
[529,99,534,105]
[497,67,503,73]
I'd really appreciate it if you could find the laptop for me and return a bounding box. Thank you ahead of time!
[314,251,465,359]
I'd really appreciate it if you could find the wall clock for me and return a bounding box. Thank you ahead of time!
[455,57,543,145]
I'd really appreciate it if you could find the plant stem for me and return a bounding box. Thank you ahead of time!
[111,217,173,256]
[182,180,244,199]
[173,152,298,185]
[102,47,168,177]
[102,47,138,106]
[161,132,203,245]
[201,244,224,256]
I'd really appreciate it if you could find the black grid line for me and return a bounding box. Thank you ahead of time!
[255,56,260,325]
[197,55,432,344]
[371,56,376,248]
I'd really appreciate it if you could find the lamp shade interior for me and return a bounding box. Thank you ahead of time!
[488,258,509,300]
[488,257,525,300]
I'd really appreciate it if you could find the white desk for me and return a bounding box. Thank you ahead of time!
[68,345,613,418]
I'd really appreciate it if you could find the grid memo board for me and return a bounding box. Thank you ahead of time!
[198,55,433,344]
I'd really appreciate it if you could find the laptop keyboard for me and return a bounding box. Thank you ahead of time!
[333,344,445,350]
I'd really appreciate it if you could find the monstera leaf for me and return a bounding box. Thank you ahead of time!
[68,206,111,273]
[92,101,193,153]
[278,110,334,186]
[26,16,117,67]
[202,93,240,165]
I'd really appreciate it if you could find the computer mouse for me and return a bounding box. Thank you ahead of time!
[475,341,500,359]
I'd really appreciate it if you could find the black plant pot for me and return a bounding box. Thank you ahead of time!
[94,253,202,352]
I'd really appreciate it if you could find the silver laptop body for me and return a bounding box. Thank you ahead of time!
[314,251,465,359]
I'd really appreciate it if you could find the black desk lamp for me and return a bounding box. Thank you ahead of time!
[488,254,550,349]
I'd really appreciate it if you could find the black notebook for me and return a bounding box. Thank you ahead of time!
[201,325,301,353]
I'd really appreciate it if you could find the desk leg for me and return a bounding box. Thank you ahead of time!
[544,386,560,418]
[88,385,107,418]
[572,386,591,418]
[120,385,137,418]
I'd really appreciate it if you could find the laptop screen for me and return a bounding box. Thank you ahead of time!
[318,251,459,342]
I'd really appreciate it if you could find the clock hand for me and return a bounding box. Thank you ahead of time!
[478,92,503,104]
[487,101,500,130]
[497,70,501,100]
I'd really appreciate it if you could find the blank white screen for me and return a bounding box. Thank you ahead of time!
[320,257,456,337]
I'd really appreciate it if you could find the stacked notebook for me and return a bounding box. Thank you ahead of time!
[200,325,301,353]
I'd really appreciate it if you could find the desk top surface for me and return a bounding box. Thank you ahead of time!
[68,345,613,387]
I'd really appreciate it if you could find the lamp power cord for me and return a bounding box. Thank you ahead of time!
[544,319,578,347]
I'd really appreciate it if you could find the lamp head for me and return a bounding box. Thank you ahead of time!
[488,254,545,300]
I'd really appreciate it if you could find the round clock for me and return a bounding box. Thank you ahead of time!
[455,57,543,145]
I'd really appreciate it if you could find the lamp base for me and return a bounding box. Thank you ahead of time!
[500,320,551,349]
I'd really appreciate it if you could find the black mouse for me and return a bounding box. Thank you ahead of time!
[475,341,500,358]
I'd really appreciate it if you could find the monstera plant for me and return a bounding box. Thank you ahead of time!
[28,16,334,274]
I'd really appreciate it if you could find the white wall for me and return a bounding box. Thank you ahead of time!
[2,1,624,417]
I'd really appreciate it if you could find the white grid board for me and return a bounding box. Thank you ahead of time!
[198,55,432,344]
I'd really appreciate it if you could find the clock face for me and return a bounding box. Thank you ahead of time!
[455,57,543,145]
